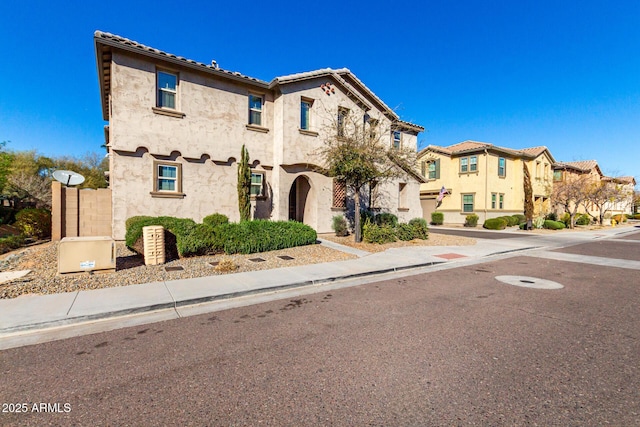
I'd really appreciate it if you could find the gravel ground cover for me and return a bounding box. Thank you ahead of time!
[0,233,476,299]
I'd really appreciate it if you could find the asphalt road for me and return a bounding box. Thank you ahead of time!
[1,235,639,426]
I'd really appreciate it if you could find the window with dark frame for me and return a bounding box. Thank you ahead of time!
[153,160,182,196]
[300,99,311,130]
[498,157,506,177]
[491,193,497,209]
[157,71,177,109]
[250,172,264,197]
[460,157,468,173]
[469,156,478,172]
[392,131,401,149]
[462,194,474,212]
[249,94,263,126]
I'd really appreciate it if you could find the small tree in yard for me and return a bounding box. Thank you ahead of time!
[237,145,251,222]
[583,179,629,225]
[551,173,591,228]
[317,110,417,242]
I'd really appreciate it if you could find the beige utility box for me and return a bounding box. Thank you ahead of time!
[143,225,165,265]
[58,236,116,274]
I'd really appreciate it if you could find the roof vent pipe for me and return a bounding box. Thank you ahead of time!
[211,60,219,69]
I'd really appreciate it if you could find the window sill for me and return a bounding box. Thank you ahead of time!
[251,195,267,201]
[299,129,319,137]
[331,206,347,211]
[152,107,186,118]
[459,171,479,175]
[246,124,269,133]
[150,191,186,199]
[398,208,410,212]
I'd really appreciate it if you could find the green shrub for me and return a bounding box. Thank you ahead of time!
[363,221,397,244]
[512,214,526,224]
[543,220,566,230]
[396,223,415,241]
[359,209,375,235]
[431,211,444,225]
[332,215,349,236]
[408,218,429,240]
[498,216,519,227]
[177,223,223,256]
[633,214,640,220]
[483,218,507,230]
[575,214,591,226]
[125,216,198,258]
[375,213,398,227]
[545,212,557,221]
[0,235,25,255]
[202,213,229,227]
[216,220,317,255]
[464,214,479,227]
[14,208,51,239]
[125,216,154,230]
[560,213,571,227]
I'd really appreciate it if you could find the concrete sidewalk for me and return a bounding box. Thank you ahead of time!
[1,225,637,346]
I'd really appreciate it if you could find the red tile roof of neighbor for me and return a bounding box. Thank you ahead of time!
[418,140,554,161]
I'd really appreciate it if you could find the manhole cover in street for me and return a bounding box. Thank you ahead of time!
[495,275,563,289]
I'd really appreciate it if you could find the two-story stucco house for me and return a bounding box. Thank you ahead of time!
[94,32,424,240]
[417,141,555,224]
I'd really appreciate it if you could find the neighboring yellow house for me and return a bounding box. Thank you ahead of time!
[417,141,555,224]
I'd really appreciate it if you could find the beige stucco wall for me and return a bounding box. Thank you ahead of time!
[107,50,423,239]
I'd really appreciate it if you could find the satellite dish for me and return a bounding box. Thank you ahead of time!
[52,170,85,186]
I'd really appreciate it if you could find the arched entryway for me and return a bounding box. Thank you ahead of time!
[288,175,311,222]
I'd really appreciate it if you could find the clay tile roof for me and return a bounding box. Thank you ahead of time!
[94,31,268,85]
[447,140,492,153]
[520,146,547,156]
[557,160,598,171]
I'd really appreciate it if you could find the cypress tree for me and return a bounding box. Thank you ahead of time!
[237,145,251,221]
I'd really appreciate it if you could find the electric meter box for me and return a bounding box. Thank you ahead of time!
[58,236,116,274]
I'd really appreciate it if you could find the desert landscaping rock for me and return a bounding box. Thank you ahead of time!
[0,233,476,300]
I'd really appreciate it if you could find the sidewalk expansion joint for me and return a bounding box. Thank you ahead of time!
[163,281,182,318]
[66,291,80,316]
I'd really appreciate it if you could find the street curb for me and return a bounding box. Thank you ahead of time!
[0,260,446,336]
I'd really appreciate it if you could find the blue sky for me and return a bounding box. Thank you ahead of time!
[1,0,638,180]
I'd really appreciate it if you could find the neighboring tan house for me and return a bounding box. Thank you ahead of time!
[604,176,636,216]
[552,160,604,219]
[94,32,424,240]
[416,141,555,224]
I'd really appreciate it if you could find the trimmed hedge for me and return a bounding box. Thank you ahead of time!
[396,223,415,241]
[575,214,590,226]
[363,221,397,244]
[512,214,526,225]
[125,216,198,259]
[14,208,51,239]
[431,211,444,225]
[203,213,229,227]
[465,214,479,227]
[634,214,640,220]
[483,218,507,230]
[215,220,317,255]
[126,216,318,257]
[543,220,566,230]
